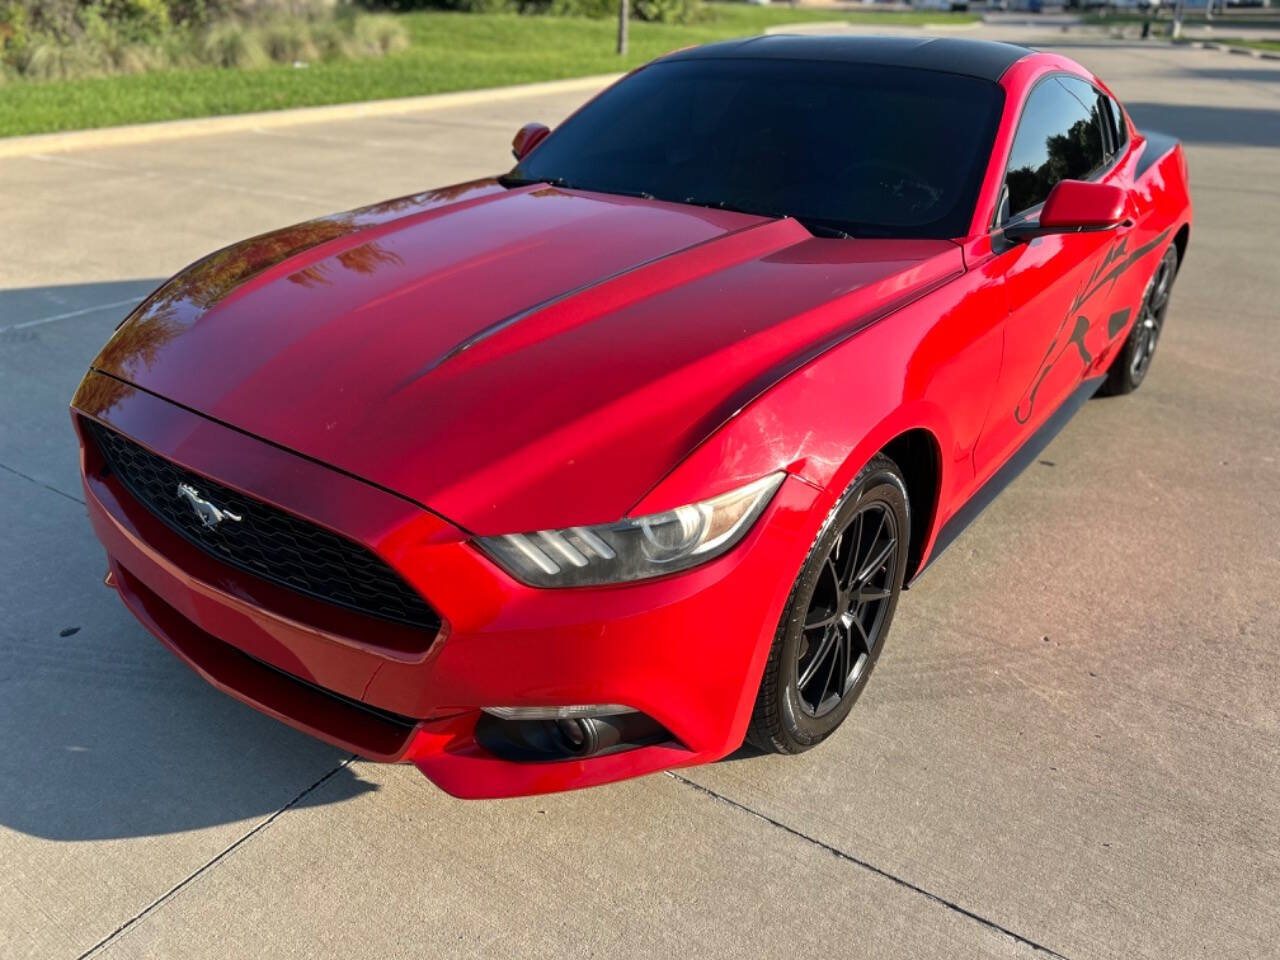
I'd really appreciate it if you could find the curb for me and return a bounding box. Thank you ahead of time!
[0,72,622,159]
[764,19,980,35]
[920,20,982,31]
[1189,38,1280,59]
[763,20,850,34]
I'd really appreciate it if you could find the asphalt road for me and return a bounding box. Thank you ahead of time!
[2,28,1278,960]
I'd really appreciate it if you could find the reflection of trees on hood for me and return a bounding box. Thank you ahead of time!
[141,179,498,307]
[289,241,405,288]
[1006,117,1103,216]
[100,177,501,366]
[78,301,183,416]
[339,242,402,275]
[72,366,138,419]
[355,178,497,219]
[157,217,359,311]
[78,177,507,410]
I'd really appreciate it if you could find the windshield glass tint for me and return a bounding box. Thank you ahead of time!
[509,58,1005,239]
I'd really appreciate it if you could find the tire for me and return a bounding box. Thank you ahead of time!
[747,454,910,754]
[1099,244,1179,397]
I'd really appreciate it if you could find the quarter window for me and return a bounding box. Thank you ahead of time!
[1002,76,1108,221]
[1060,75,1122,161]
[1103,93,1129,158]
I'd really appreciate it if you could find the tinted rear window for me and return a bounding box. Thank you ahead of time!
[510,58,1005,240]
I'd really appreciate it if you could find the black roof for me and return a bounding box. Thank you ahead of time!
[659,34,1033,82]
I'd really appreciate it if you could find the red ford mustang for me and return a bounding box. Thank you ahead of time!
[72,36,1191,798]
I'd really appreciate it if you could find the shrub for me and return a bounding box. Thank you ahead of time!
[356,0,700,20]
[308,17,353,59]
[634,0,700,23]
[12,1,80,41]
[350,10,407,53]
[17,36,102,78]
[544,0,613,18]
[198,19,268,67]
[379,0,517,11]
[261,17,318,62]
[97,0,171,42]
[0,2,410,77]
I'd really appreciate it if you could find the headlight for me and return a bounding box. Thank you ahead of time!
[475,472,785,587]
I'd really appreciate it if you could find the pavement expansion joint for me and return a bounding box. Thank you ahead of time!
[75,755,359,960]
[0,460,84,506]
[666,771,1071,960]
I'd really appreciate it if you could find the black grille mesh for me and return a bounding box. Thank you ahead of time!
[88,421,439,630]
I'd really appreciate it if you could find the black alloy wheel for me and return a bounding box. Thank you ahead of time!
[1101,244,1179,396]
[747,454,910,754]
[794,500,898,718]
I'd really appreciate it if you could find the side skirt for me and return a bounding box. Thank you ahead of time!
[911,374,1105,581]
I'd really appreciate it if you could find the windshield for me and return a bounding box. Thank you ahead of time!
[507,58,1005,240]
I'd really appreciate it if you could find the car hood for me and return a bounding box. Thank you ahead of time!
[90,180,961,534]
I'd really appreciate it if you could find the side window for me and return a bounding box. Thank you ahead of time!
[1103,93,1129,158]
[1060,76,1117,162]
[1002,77,1108,221]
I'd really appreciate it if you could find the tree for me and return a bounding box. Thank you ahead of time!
[616,0,627,55]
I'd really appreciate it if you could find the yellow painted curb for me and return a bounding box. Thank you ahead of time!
[0,72,622,159]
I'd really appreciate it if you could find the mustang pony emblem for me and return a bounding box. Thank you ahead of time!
[176,482,242,529]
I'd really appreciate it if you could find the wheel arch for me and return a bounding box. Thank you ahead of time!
[1173,223,1190,267]
[880,428,942,583]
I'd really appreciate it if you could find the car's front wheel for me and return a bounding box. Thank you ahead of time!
[1100,244,1179,396]
[747,454,909,754]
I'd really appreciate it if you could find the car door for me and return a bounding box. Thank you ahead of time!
[974,75,1122,476]
[1077,84,1172,372]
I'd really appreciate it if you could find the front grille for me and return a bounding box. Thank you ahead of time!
[87,421,440,631]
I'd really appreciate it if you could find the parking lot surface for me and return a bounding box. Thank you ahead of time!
[2,27,1278,960]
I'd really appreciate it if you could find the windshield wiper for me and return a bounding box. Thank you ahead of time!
[498,174,575,189]
[797,219,852,240]
[681,198,859,239]
[681,196,782,220]
[498,174,654,201]
[502,181,864,236]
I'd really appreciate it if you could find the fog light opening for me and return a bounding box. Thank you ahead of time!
[475,707,671,763]
[554,717,595,756]
[482,704,633,721]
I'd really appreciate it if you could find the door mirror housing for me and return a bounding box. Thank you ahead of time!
[1004,180,1131,242]
[512,122,550,161]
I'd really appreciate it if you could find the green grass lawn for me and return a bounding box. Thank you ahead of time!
[0,5,976,138]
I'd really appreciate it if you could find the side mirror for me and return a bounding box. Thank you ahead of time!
[512,122,550,161]
[1005,180,1131,242]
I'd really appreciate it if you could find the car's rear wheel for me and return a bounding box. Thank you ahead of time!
[747,454,909,754]
[1100,244,1179,396]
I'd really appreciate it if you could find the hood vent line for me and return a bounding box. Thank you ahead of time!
[395,217,795,390]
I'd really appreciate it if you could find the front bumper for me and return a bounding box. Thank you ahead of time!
[72,372,819,798]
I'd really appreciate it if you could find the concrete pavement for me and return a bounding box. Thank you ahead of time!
[2,27,1278,960]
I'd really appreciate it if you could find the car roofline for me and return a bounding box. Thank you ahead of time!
[655,34,1034,83]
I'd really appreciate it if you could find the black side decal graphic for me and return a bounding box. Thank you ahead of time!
[1013,228,1170,424]
[1107,307,1132,338]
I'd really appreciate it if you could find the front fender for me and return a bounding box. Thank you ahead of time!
[632,269,1006,572]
